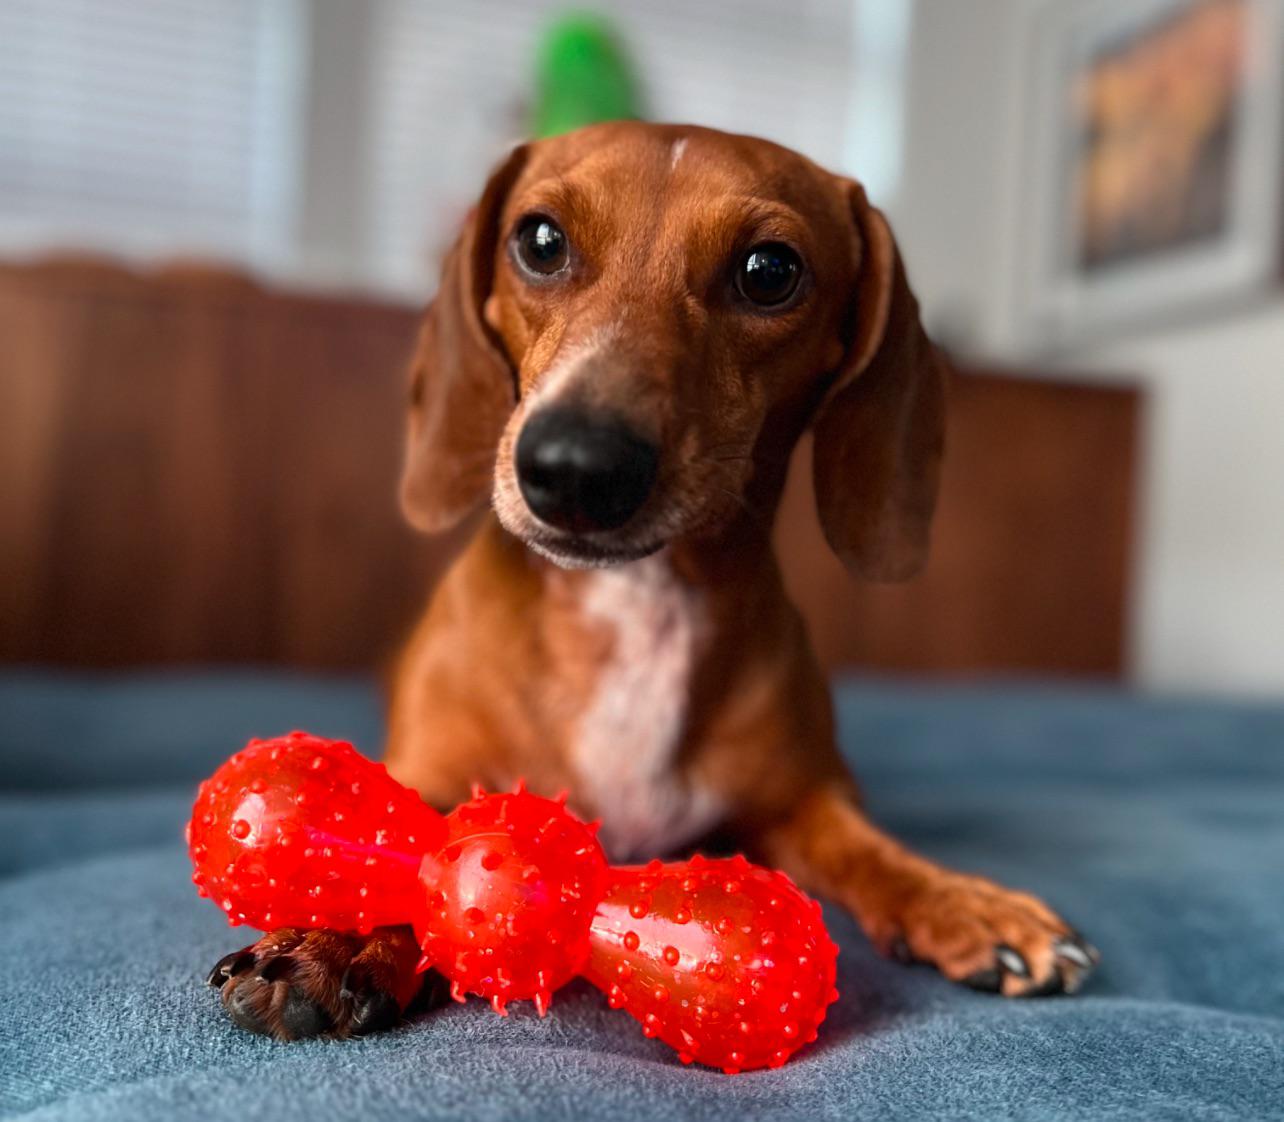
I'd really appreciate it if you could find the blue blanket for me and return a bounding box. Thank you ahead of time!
[2,672,1282,1121]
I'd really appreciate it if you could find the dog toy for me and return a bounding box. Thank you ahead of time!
[188,733,839,1072]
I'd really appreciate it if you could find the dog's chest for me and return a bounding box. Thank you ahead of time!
[571,556,723,861]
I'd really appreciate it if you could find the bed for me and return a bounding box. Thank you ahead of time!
[5,261,1279,1120]
[3,671,1282,1121]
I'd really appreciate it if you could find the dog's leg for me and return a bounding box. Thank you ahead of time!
[759,785,1099,996]
[206,926,447,1040]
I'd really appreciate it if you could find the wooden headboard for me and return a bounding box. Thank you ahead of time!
[0,258,1140,678]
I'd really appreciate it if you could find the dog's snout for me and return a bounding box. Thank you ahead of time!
[515,409,658,533]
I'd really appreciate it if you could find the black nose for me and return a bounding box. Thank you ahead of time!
[515,409,659,533]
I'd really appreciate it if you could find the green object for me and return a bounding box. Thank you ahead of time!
[532,13,644,138]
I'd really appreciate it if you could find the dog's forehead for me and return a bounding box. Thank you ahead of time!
[511,123,847,232]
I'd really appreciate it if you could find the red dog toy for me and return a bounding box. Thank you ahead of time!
[188,733,839,1073]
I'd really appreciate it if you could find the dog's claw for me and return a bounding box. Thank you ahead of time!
[206,950,254,988]
[339,965,402,1037]
[1055,933,1100,969]
[349,989,400,1036]
[966,940,1085,997]
[995,943,1030,978]
[1049,933,1101,995]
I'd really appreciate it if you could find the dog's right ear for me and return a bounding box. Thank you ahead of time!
[399,145,528,533]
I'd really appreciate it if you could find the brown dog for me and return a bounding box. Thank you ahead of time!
[207,122,1098,1040]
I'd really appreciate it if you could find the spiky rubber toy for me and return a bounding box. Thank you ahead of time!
[188,733,839,1073]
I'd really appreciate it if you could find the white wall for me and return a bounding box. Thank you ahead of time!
[888,0,1026,354]
[890,0,1284,695]
[1075,309,1284,695]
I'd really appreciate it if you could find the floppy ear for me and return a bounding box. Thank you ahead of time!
[399,145,528,533]
[811,181,949,581]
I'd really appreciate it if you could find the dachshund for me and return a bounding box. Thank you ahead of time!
[206,121,1098,1040]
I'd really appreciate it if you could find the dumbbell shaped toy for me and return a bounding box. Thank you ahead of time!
[188,733,838,1073]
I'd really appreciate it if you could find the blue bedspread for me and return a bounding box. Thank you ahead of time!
[2,671,1282,1121]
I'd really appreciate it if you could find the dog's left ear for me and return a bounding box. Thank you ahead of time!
[811,181,949,581]
[400,145,528,533]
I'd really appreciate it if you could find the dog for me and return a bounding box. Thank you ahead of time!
[206,122,1099,1040]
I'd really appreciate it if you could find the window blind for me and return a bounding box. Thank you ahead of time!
[0,0,304,268]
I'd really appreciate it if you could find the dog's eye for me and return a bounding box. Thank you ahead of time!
[514,216,569,276]
[735,243,802,307]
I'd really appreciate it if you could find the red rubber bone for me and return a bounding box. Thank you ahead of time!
[189,733,839,1073]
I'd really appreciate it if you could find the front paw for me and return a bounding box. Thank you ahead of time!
[876,873,1100,997]
[206,927,442,1040]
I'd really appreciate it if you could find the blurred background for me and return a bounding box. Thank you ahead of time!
[3,0,1283,697]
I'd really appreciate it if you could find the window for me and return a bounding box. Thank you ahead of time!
[0,0,908,295]
[0,0,305,269]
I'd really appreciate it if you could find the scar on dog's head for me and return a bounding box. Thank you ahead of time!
[399,121,946,578]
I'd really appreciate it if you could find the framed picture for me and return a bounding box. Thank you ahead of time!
[1014,0,1284,346]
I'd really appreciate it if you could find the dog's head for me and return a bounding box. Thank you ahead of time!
[400,121,946,578]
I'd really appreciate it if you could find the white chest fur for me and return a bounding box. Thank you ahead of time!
[572,554,724,861]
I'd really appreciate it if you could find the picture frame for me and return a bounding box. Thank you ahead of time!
[1013,0,1284,347]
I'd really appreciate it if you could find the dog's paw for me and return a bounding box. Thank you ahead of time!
[206,926,444,1040]
[877,872,1100,997]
